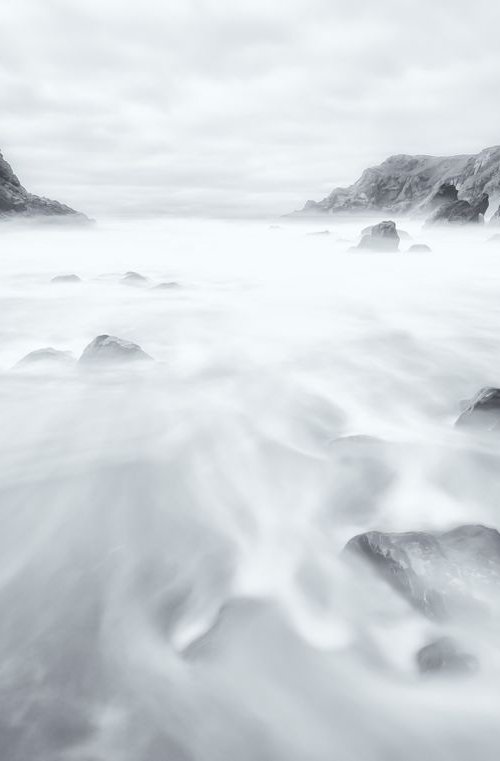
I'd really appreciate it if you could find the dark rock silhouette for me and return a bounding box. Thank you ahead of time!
[0,149,87,220]
[426,192,489,225]
[291,146,500,216]
[416,637,478,676]
[357,220,399,251]
[456,387,500,430]
[344,524,500,620]
[78,335,153,365]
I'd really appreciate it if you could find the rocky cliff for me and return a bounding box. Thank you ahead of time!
[294,146,500,218]
[0,149,87,220]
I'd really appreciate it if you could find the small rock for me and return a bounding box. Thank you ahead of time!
[416,637,478,676]
[16,347,75,367]
[307,230,330,236]
[408,244,432,252]
[357,221,400,252]
[456,387,500,430]
[121,271,148,285]
[51,274,81,283]
[78,335,153,365]
[153,282,180,290]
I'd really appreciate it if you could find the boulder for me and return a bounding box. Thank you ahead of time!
[408,244,432,252]
[416,637,478,676]
[78,335,153,365]
[456,387,500,430]
[16,348,75,367]
[51,274,81,284]
[344,524,500,620]
[426,193,489,225]
[356,220,400,252]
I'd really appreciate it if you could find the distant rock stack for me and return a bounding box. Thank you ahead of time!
[0,148,88,220]
[291,145,500,217]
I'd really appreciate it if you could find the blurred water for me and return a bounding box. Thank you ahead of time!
[0,216,500,760]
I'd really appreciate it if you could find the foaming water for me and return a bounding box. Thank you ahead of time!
[1,216,500,760]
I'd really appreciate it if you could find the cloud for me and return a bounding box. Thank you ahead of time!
[1,0,500,216]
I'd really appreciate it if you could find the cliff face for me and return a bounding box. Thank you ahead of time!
[295,146,500,218]
[0,150,87,220]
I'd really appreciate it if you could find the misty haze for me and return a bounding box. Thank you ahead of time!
[1,1,500,760]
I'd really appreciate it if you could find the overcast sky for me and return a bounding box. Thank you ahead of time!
[1,0,500,217]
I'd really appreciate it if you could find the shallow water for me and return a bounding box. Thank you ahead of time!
[1,216,500,760]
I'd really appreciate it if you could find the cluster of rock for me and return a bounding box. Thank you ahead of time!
[0,148,87,221]
[50,271,180,289]
[16,335,153,369]
[293,145,500,221]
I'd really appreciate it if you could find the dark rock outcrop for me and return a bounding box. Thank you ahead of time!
[16,348,75,367]
[426,192,489,226]
[416,637,478,676]
[78,335,153,365]
[0,149,87,220]
[408,244,432,252]
[456,387,500,430]
[344,524,500,620]
[51,274,81,284]
[291,146,500,217]
[357,220,400,252]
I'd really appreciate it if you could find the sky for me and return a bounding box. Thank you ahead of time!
[1,0,500,218]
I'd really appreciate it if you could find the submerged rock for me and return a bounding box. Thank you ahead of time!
[408,243,432,252]
[51,274,81,283]
[16,347,75,367]
[416,637,478,676]
[153,281,180,290]
[307,230,331,236]
[78,335,153,365]
[456,387,500,430]
[121,271,148,285]
[344,524,500,620]
[357,220,400,252]
[426,193,489,225]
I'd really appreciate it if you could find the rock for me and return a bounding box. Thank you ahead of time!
[357,220,400,251]
[51,274,81,284]
[408,244,432,252]
[362,224,410,240]
[78,335,153,365]
[291,146,500,217]
[307,230,330,236]
[0,148,88,220]
[426,193,489,226]
[153,282,180,290]
[344,524,500,620]
[16,347,75,367]
[416,637,478,675]
[456,387,500,430]
[121,271,148,285]
[490,205,500,225]
[427,182,459,210]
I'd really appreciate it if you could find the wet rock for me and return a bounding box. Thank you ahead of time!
[408,244,432,252]
[51,274,81,284]
[456,387,500,430]
[121,271,148,285]
[78,335,153,365]
[357,220,400,252]
[16,348,75,367]
[426,193,489,225]
[416,637,478,675]
[344,524,500,620]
